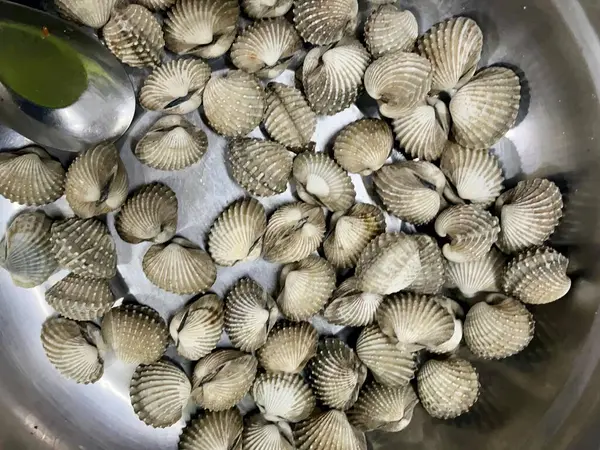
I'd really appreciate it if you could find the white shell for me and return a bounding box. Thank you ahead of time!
[446,248,507,298]
[242,0,293,18]
[406,234,445,294]
[294,410,367,450]
[293,0,359,45]
[54,0,117,28]
[252,372,316,422]
[45,274,115,321]
[364,5,418,58]
[324,277,383,327]
[243,414,295,450]
[257,321,318,373]
[178,409,243,450]
[134,0,176,10]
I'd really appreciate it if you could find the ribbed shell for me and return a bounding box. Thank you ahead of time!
[0,146,65,206]
[130,360,192,428]
[178,409,243,450]
[142,237,217,295]
[252,372,316,422]
[293,0,358,45]
[324,277,383,327]
[139,59,212,114]
[242,414,295,450]
[262,202,326,264]
[242,0,293,18]
[51,218,117,279]
[495,178,563,253]
[115,182,178,244]
[169,294,224,360]
[45,274,115,321]
[134,0,176,11]
[294,410,367,450]
[257,321,318,373]
[406,234,446,294]
[446,248,506,298]
[364,5,418,58]
[54,0,117,28]
[103,4,164,68]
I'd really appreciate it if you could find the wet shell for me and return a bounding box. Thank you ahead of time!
[364,5,418,58]
[115,182,178,244]
[101,304,168,364]
[417,358,480,419]
[139,58,212,114]
[495,178,563,253]
[204,71,265,137]
[243,414,295,450]
[224,277,279,352]
[191,349,258,411]
[169,294,224,360]
[0,146,65,206]
[355,232,421,295]
[178,409,243,450]
[293,152,356,212]
[242,0,293,18]
[41,317,105,384]
[252,372,316,422]
[417,17,483,93]
[130,360,192,428]
[231,18,302,79]
[262,202,326,264]
[164,0,239,59]
[373,161,446,225]
[134,0,176,11]
[502,246,571,305]
[293,0,358,45]
[0,211,56,288]
[54,0,117,28]
[142,237,217,295]
[324,278,383,327]
[333,119,393,175]
[450,67,522,149]
[446,248,507,298]
[45,274,115,321]
[51,218,117,279]
[263,82,317,150]
[435,205,500,263]
[294,410,367,450]
[257,321,318,373]
[406,235,446,295]
[65,143,128,218]
[103,4,164,68]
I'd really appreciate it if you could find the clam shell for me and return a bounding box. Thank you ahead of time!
[293,152,356,212]
[355,232,421,295]
[51,218,117,279]
[293,0,358,45]
[164,0,239,59]
[101,304,168,364]
[417,17,483,93]
[178,409,243,450]
[252,372,316,422]
[224,277,279,352]
[134,0,176,10]
[228,138,294,197]
[264,82,317,150]
[262,202,326,264]
[169,294,224,360]
[45,274,115,321]
[0,146,65,206]
[333,119,393,175]
[323,203,385,269]
[231,18,302,79]
[204,71,265,137]
[115,182,178,244]
[373,161,446,224]
[450,67,522,149]
[324,277,383,327]
[257,321,318,373]
[294,410,367,450]
[446,248,507,298]
[495,178,563,253]
[103,4,164,68]
[130,360,192,428]
[417,358,480,419]
[41,317,105,384]
[0,211,56,288]
[243,414,295,450]
[139,58,211,115]
[54,0,117,28]
[143,237,217,295]
[435,205,500,263]
[65,143,128,218]
[191,349,258,411]
[364,5,418,58]
[404,234,446,294]
[242,0,293,18]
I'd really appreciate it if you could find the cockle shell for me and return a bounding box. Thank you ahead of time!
[417,358,480,419]
[0,211,56,288]
[204,71,265,137]
[142,237,217,295]
[101,304,169,364]
[191,349,258,411]
[0,146,64,206]
[41,317,105,384]
[262,202,326,264]
[446,248,507,298]
[294,410,367,450]
[164,0,239,59]
[252,372,316,422]
[242,0,293,18]
[450,67,522,149]
[355,232,422,295]
[51,218,117,279]
[179,409,243,450]
[495,178,563,253]
[293,0,358,45]
[115,182,178,244]
[231,18,302,79]
[103,4,164,68]
[257,321,318,373]
[130,360,192,428]
[333,119,393,175]
[243,414,295,450]
[45,274,115,321]
[406,234,446,295]
[169,294,224,360]
[324,277,383,327]
[224,277,279,352]
[139,58,211,115]
[364,5,418,58]
[134,0,176,11]
[435,205,500,263]
[417,16,483,94]
[54,0,117,28]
